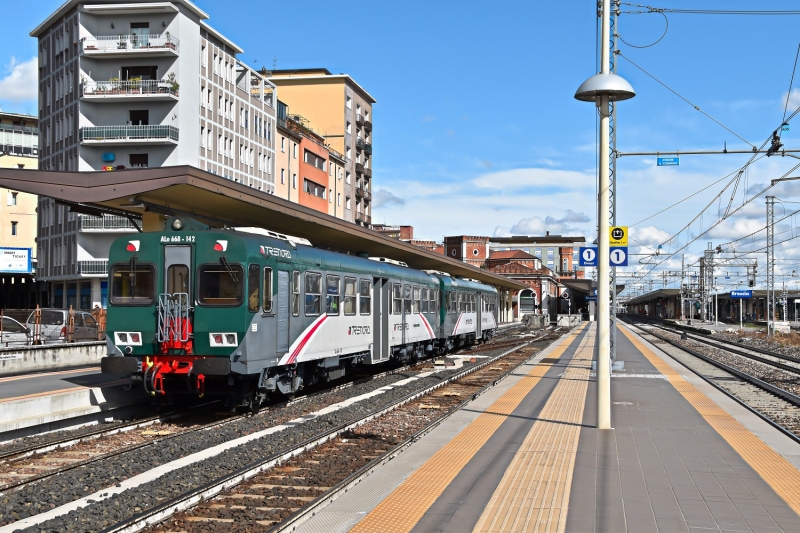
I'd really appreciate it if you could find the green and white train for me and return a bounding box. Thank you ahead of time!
[101,217,499,408]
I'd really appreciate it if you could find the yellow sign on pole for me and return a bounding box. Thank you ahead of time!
[609,226,628,246]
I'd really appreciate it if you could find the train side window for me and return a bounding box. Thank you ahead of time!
[305,272,321,315]
[263,267,273,313]
[392,283,402,314]
[446,292,452,313]
[343,277,356,315]
[403,284,412,314]
[421,288,429,313]
[247,264,260,313]
[292,271,300,316]
[412,286,420,313]
[359,279,371,315]
[432,289,438,313]
[197,264,244,306]
[326,275,340,315]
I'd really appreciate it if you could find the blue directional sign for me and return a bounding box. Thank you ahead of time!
[579,247,597,267]
[730,290,752,299]
[657,157,679,166]
[609,247,628,266]
[585,295,598,302]
[579,247,628,266]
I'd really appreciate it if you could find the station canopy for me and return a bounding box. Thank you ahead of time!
[0,166,525,290]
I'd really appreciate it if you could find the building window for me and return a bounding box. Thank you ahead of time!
[346,147,351,160]
[202,45,206,67]
[130,154,148,168]
[346,197,351,210]
[304,179,326,199]
[337,193,341,206]
[281,137,285,152]
[293,143,297,159]
[292,173,297,189]
[11,221,17,236]
[213,53,218,74]
[346,95,352,109]
[8,192,18,206]
[346,121,351,134]
[281,169,285,184]
[345,171,351,184]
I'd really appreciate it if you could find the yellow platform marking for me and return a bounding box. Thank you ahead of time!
[350,324,590,533]
[473,327,594,533]
[620,325,800,517]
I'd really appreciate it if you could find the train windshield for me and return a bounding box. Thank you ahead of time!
[110,264,156,305]
[197,264,244,306]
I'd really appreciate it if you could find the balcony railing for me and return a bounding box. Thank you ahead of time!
[356,187,365,199]
[364,119,372,131]
[0,123,38,135]
[80,125,179,143]
[355,163,364,174]
[364,167,372,178]
[82,79,179,98]
[78,260,109,276]
[365,214,372,225]
[79,214,139,231]
[82,34,180,54]
[355,212,364,223]
[356,114,364,126]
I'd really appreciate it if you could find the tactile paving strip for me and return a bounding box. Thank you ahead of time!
[620,325,800,516]
[349,324,590,533]
[472,326,594,533]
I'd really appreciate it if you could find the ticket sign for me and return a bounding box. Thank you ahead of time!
[0,247,32,274]
[609,226,628,246]
[730,290,752,299]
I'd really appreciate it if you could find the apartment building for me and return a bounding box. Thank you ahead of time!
[0,112,40,308]
[372,224,414,240]
[31,0,277,307]
[268,68,375,226]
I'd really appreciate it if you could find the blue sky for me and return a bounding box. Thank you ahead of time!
[3,1,800,291]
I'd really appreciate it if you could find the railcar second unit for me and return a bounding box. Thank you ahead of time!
[101,217,498,408]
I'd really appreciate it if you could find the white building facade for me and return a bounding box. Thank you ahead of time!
[32,0,277,308]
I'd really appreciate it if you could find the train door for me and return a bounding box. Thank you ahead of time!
[164,245,191,298]
[371,277,390,363]
[476,292,483,338]
[159,245,192,347]
[402,283,411,345]
[276,270,290,354]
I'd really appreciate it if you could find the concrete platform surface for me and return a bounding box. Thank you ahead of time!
[293,323,800,533]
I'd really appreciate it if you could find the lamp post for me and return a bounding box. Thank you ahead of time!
[575,0,635,430]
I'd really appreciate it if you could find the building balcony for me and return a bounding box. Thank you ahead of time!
[81,33,180,57]
[355,162,364,174]
[80,125,179,145]
[81,79,179,102]
[364,167,372,178]
[356,138,373,154]
[355,212,364,223]
[364,119,372,132]
[365,214,372,225]
[356,114,364,126]
[77,260,108,277]
[78,214,139,231]
[356,186,365,199]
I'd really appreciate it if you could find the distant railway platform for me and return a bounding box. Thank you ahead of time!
[293,322,800,533]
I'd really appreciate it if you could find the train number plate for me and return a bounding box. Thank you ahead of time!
[160,235,196,243]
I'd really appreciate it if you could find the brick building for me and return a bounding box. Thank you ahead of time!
[443,235,490,267]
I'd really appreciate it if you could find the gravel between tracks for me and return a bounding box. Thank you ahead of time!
[6,342,531,532]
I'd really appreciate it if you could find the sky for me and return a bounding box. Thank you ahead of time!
[2,1,800,294]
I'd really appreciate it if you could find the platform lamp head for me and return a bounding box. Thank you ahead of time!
[574,72,636,104]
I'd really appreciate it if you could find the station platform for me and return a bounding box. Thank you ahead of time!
[0,368,147,441]
[295,322,800,533]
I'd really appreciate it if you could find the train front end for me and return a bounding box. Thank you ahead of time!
[101,217,251,401]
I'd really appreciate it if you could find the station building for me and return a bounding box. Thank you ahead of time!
[0,112,40,308]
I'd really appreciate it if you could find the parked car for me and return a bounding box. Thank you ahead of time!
[0,316,31,346]
[25,309,99,343]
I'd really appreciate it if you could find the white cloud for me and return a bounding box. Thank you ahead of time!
[372,189,405,208]
[471,168,593,190]
[783,88,800,116]
[0,57,38,104]
[493,210,591,238]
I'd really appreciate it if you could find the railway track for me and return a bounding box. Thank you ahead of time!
[623,318,800,441]
[116,340,548,533]
[0,323,551,532]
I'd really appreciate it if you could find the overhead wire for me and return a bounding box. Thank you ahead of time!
[783,43,800,125]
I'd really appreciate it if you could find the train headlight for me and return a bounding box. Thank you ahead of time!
[172,218,184,230]
[210,333,238,347]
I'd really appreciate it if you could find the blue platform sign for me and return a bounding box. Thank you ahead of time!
[730,290,752,299]
[579,247,597,267]
[609,247,628,266]
[585,295,598,302]
[657,157,679,166]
